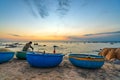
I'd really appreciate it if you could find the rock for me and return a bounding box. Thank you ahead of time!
[105,48,116,60]
[99,48,120,60]
[109,58,116,62]
[113,59,120,64]
[115,48,120,60]
[99,48,110,56]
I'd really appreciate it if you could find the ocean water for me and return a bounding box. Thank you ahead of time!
[0,41,120,55]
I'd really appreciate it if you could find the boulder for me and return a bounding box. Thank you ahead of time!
[99,48,120,60]
[115,48,120,60]
[105,48,117,60]
[99,48,111,56]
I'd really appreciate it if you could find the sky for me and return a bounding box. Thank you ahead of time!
[0,0,120,41]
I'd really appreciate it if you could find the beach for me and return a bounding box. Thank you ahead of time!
[0,0,120,80]
[0,56,120,80]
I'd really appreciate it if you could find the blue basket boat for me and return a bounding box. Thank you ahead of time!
[69,54,105,69]
[0,52,14,63]
[26,52,64,68]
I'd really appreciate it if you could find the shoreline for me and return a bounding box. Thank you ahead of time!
[0,57,120,80]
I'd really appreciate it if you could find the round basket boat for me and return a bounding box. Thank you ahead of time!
[26,52,64,68]
[16,51,26,60]
[69,54,105,69]
[0,52,14,63]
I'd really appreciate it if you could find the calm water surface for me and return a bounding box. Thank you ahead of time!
[0,41,120,55]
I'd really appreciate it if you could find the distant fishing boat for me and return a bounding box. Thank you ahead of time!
[34,43,38,45]
[69,54,104,69]
[26,52,64,68]
[0,52,14,63]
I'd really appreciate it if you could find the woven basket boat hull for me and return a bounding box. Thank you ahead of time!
[0,52,14,63]
[26,52,64,68]
[69,54,104,69]
[16,51,26,60]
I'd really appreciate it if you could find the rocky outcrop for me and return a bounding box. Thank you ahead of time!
[99,48,120,60]
[115,48,120,60]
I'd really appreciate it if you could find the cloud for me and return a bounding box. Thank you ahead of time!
[67,31,120,41]
[33,0,48,18]
[24,0,71,18]
[86,34,120,41]
[80,0,90,7]
[24,0,38,18]
[57,0,71,17]
[8,34,22,37]
[84,34,93,36]
[84,31,120,36]
[24,0,48,18]
[79,0,97,7]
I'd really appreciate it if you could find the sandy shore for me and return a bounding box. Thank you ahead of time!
[0,56,120,80]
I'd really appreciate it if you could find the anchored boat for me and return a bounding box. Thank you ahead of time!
[26,52,64,68]
[0,52,14,63]
[69,54,105,69]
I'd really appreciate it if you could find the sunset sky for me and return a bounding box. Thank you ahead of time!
[0,0,120,41]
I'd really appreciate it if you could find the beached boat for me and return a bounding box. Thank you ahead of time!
[0,52,14,63]
[69,54,104,69]
[26,52,64,68]
[16,51,26,59]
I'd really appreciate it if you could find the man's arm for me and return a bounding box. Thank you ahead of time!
[30,45,34,50]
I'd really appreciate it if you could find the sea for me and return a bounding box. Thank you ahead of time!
[0,41,120,55]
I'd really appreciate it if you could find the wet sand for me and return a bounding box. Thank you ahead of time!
[0,56,120,80]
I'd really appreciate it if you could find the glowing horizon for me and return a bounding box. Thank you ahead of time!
[0,0,120,41]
